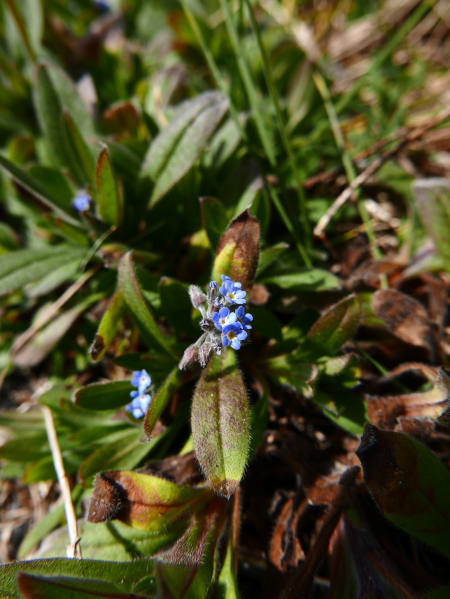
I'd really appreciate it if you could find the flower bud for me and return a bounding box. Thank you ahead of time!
[178,344,199,370]
[198,342,213,368]
[188,285,207,309]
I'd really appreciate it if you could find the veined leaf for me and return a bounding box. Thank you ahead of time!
[191,349,250,498]
[142,91,229,205]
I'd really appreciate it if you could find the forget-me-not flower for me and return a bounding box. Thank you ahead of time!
[219,279,247,305]
[235,306,253,330]
[72,190,91,212]
[126,392,151,419]
[131,369,151,393]
[212,307,237,331]
[222,322,248,350]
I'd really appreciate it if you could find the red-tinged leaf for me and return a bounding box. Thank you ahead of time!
[191,349,250,498]
[103,101,141,137]
[211,208,260,294]
[356,424,450,558]
[118,252,177,358]
[144,367,181,439]
[372,289,434,352]
[17,572,149,599]
[300,294,361,360]
[96,147,123,227]
[87,470,212,532]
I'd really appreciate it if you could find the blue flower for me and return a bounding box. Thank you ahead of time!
[131,369,151,393]
[219,279,247,305]
[235,306,253,330]
[222,322,247,350]
[212,307,237,331]
[72,190,91,212]
[209,281,218,289]
[125,392,151,419]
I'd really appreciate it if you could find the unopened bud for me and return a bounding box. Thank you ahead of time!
[207,281,218,305]
[188,285,206,309]
[198,343,213,368]
[178,345,199,370]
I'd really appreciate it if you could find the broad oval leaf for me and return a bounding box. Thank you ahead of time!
[96,147,123,227]
[357,424,450,558]
[118,252,177,358]
[211,208,260,294]
[191,349,250,498]
[142,91,229,205]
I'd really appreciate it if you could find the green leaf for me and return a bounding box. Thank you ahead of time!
[203,115,246,170]
[0,246,85,296]
[0,154,81,226]
[113,353,177,383]
[357,424,450,558]
[87,470,211,533]
[142,91,229,205]
[259,265,340,291]
[413,178,450,265]
[34,63,95,171]
[89,290,126,361]
[96,147,122,227]
[74,381,134,411]
[0,557,154,599]
[200,196,229,251]
[4,0,43,60]
[256,242,289,276]
[300,295,361,360]
[191,349,250,498]
[160,277,198,338]
[17,572,149,598]
[61,110,96,188]
[211,209,260,294]
[313,388,367,435]
[249,377,269,459]
[118,252,177,358]
[144,367,182,439]
[26,258,80,298]
[216,539,241,599]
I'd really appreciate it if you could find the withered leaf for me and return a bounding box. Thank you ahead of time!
[372,289,434,354]
[211,208,260,294]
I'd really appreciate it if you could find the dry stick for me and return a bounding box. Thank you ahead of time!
[42,405,81,558]
[313,106,450,240]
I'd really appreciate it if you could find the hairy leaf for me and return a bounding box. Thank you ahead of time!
[191,349,250,498]
[143,92,229,205]
[211,208,260,294]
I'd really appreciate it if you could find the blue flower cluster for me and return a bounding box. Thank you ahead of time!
[179,275,253,369]
[125,369,151,419]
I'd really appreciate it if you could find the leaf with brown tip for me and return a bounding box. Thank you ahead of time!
[211,208,260,294]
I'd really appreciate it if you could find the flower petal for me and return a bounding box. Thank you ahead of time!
[230,338,241,350]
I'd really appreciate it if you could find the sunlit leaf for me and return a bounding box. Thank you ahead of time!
[96,147,122,227]
[89,290,126,361]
